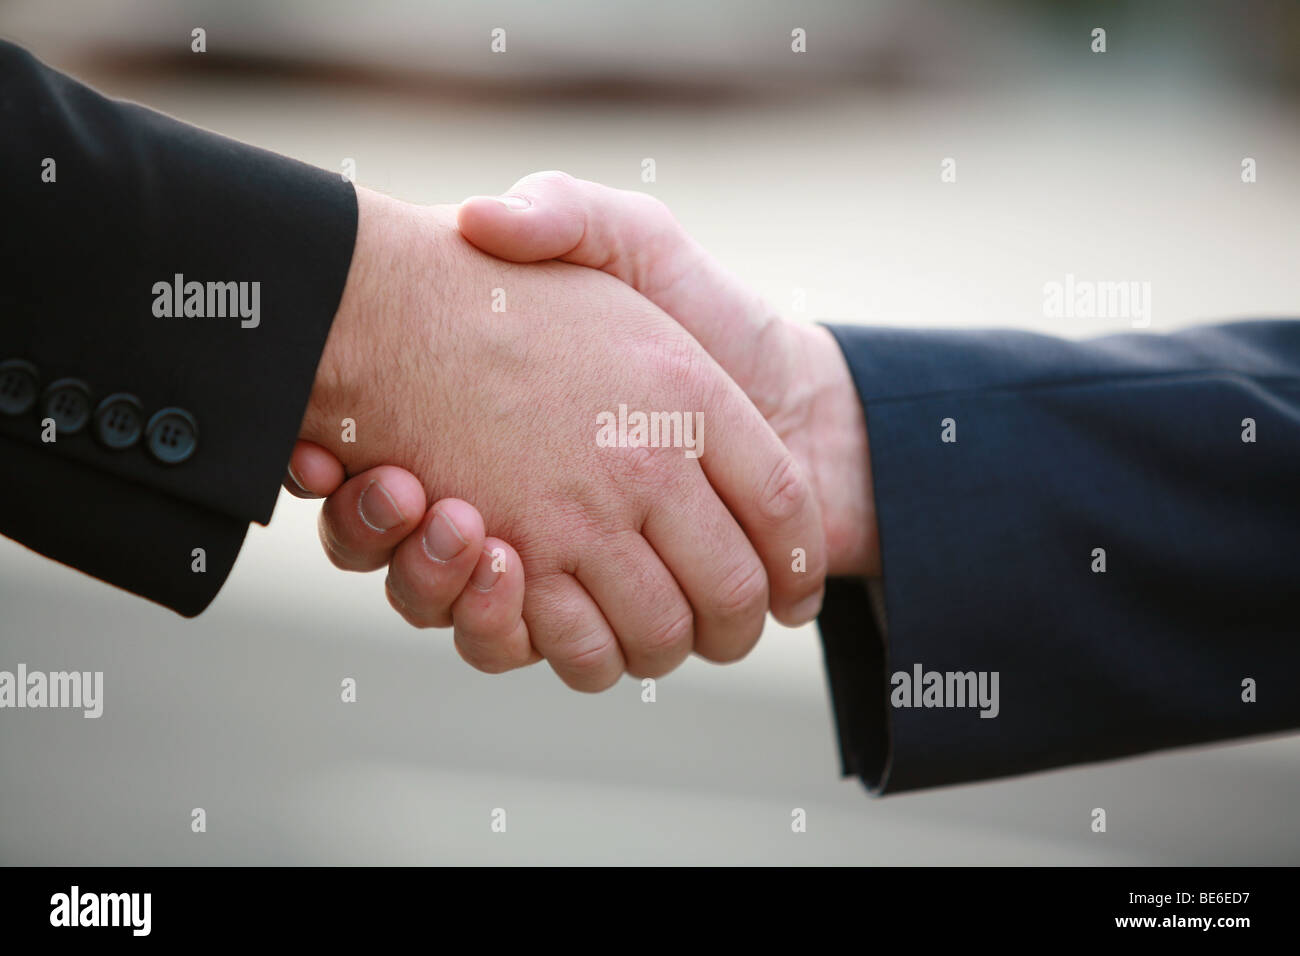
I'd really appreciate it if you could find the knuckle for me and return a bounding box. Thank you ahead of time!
[628,190,673,228]
[628,187,666,210]
[639,339,716,418]
[697,623,762,664]
[756,453,810,526]
[385,576,447,629]
[454,603,511,647]
[652,335,707,387]
[454,637,510,675]
[554,636,620,691]
[709,559,769,621]
[632,607,693,671]
[519,169,576,191]
[590,443,678,512]
[611,442,664,485]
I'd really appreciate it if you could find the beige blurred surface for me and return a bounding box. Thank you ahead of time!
[1,24,1298,864]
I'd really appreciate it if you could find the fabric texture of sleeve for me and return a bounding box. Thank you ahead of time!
[819,319,1300,793]
[0,41,358,615]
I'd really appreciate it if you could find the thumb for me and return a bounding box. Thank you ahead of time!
[457,171,779,384]
[457,171,591,263]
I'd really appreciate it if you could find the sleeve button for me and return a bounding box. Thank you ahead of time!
[93,393,144,450]
[41,378,92,435]
[145,407,199,465]
[0,360,40,416]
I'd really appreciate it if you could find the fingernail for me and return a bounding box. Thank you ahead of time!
[286,463,312,495]
[423,508,468,563]
[493,194,532,210]
[788,590,824,626]
[358,480,405,532]
[470,548,502,591]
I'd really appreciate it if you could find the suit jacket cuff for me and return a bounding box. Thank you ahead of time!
[0,42,358,614]
[819,321,1300,793]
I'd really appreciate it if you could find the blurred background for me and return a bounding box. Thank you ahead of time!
[1,0,1297,864]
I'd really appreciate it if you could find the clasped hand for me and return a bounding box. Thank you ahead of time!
[289,173,877,691]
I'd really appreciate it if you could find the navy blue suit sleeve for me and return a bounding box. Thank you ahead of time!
[819,319,1300,793]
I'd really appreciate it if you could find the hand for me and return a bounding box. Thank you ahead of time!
[454,173,879,577]
[292,185,828,690]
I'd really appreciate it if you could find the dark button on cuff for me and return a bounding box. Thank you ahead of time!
[94,393,144,450]
[145,407,198,464]
[42,378,92,435]
[0,360,39,416]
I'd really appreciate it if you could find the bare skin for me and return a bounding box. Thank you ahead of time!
[294,185,828,690]
[454,172,878,578]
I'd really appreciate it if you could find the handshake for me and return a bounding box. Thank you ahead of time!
[8,39,1293,796]
[289,172,878,691]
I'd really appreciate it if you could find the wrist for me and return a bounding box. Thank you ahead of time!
[800,324,880,577]
[303,185,386,450]
[302,188,454,463]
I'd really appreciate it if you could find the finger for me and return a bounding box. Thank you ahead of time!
[524,573,625,693]
[458,171,773,385]
[451,538,539,673]
[284,439,347,498]
[459,170,675,279]
[641,470,768,664]
[574,531,694,679]
[463,172,827,621]
[697,380,828,626]
[317,466,427,572]
[384,498,485,628]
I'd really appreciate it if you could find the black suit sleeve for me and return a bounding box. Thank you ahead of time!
[818,319,1300,793]
[0,41,357,615]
